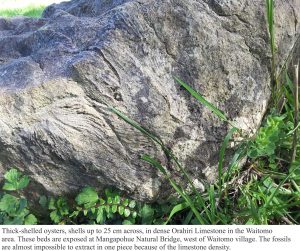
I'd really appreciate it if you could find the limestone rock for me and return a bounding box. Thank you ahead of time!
[0,0,299,200]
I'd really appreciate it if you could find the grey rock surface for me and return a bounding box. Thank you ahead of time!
[0,0,299,200]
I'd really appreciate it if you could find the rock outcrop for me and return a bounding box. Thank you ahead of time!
[0,0,299,200]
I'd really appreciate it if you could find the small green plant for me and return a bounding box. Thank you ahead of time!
[247,115,291,164]
[0,168,37,225]
[47,197,70,224]
[43,187,138,225]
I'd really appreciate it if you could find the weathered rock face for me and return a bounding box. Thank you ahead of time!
[0,0,299,201]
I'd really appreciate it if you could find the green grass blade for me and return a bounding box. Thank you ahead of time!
[183,210,194,225]
[169,155,214,223]
[168,178,206,224]
[266,0,275,53]
[243,191,260,224]
[266,0,277,103]
[266,0,273,32]
[141,154,206,224]
[141,155,167,175]
[264,170,295,209]
[164,202,189,225]
[208,185,216,224]
[291,179,300,193]
[284,72,294,106]
[224,142,247,182]
[174,77,228,122]
[218,127,239,189]
[110,107,163,146]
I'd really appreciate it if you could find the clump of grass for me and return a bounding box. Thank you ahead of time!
[112,71,300,224]
[0,5,45,18]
